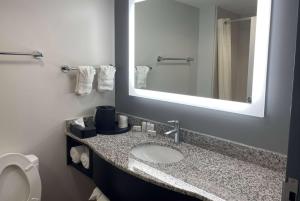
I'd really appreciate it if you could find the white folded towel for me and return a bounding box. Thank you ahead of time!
[97,65,116,92]
[89,187,110,201]
[70,146,85,164]
[135,66,150,89]
[75,66,96,96]
[80,147,90,169]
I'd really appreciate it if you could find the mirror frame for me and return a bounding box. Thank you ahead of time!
[128,0,272,117]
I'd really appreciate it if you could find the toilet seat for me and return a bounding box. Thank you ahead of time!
[0,153,42,201]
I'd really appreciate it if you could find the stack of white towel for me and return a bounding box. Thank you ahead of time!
[75,65,116,96]
[70,146,90,169]
[135,66,150,89]
[89,187,110,201]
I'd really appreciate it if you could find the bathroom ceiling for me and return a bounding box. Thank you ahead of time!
[175,0,257,16]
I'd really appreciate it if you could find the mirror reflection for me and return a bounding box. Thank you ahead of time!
[135,0,257,103]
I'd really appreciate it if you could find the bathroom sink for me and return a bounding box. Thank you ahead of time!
[130,144,184,164]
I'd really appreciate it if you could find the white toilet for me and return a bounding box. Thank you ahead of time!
[0,153,42,201]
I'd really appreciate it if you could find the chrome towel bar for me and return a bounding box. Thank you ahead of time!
[0,51,43,59]
[61,64,115,73]
[61,65,152,73]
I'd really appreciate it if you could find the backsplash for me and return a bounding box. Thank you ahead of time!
[121,113,287,172]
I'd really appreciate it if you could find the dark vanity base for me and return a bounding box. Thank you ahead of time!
[66,136,93,178]
[67,135,201,200]
[93,154,201,201]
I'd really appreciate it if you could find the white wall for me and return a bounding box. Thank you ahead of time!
[135,0,199,95]
[0,0,115,201]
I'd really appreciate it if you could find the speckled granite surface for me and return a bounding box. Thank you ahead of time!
[123,113,287,172]
[66,129,285,201]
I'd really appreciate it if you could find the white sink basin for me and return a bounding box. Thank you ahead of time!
[130,144,184,164]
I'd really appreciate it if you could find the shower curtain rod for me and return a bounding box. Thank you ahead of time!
[226,17,252,23]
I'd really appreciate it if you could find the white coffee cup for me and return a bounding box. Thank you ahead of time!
[118,115,128,128]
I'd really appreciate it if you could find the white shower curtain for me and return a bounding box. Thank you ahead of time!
[217,18,232,100]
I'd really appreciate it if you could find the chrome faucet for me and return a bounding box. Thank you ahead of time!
[164,120,180,144]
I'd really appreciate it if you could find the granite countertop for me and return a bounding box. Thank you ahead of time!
[66,130,285,201]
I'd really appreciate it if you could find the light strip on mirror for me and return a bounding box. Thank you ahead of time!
[129,0,272,117]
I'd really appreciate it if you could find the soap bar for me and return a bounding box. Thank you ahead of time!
[132,125,142,132]
[147,130,157,137]
[147,123,155,131]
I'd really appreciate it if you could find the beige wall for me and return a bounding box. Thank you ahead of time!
[135,0,199,96]
[0,0,115,201]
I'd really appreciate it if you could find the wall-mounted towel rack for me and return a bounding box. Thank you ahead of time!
[157,56,194,62]
[0,51,43,59]
[61,65,115,73]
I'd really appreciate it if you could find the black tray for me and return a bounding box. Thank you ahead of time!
[97,123,131,135]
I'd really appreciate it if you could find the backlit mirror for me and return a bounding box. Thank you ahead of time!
[129,0,272,117]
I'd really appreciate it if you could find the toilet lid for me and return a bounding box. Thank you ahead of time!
[0,153,41,201]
